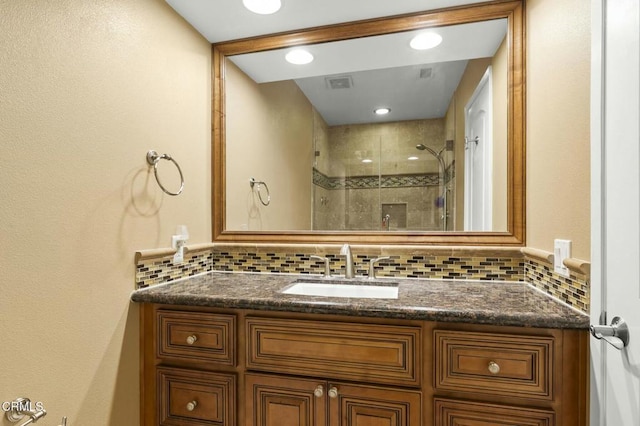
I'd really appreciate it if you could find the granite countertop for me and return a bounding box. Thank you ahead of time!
[130,272,590,329]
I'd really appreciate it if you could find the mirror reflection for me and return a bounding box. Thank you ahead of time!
[225,19,508,233]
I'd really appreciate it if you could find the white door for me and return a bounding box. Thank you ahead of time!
[590,0,640,424]
[464,67,493,231]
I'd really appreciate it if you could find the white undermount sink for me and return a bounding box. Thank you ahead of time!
[281,278,399,299]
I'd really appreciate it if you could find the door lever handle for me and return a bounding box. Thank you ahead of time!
[590,316,629,350]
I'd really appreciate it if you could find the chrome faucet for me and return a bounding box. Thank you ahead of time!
[368,256,391,280]
[339,243,355,278]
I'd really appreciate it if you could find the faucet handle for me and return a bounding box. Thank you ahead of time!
[310,255,331,277]
[59,417,68,426]
[368,256,391,280]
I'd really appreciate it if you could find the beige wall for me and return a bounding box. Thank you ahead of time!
[0,1,211,425]
[225,62,313,231]
[526,0,591,260]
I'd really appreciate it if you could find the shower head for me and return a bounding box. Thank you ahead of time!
[416,143,445,157]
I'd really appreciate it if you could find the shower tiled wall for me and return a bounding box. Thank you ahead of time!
[312,169,446,231]
[313,117,454,232]
[135,244,589,314]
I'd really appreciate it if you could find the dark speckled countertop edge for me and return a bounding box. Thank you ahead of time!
[130,271,590,330]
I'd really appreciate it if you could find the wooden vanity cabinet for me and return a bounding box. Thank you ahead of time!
[140,304,588,426]
[142,307,239,426]
[430,325,589,426]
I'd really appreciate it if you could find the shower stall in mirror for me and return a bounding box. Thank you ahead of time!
[312,113,455,231]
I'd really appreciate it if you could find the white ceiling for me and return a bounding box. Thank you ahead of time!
[228,19,506,125]
[165,0,505,125]
[166,0,494,43]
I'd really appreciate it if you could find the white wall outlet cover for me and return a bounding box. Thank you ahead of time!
[553,239,572,277]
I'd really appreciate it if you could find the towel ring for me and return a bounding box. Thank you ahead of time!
[249,177,270,206]
[146,150,184,196]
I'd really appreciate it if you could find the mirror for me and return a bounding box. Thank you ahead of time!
[213,0,525,245]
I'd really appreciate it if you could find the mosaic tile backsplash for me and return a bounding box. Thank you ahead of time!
[210,250,523,281]
[524,258,589,313]
[134,245,589,314]
[136,250,213,288]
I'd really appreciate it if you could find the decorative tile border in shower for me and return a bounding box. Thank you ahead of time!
[522,248,590,314]
[312,167,440,190]
[135,244,214,288]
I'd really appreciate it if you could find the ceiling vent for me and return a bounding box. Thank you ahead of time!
[325,75,353,89]
[419,67,433,79]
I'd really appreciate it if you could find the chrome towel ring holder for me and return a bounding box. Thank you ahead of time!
[249,177,270,206]
[146,150,184,196]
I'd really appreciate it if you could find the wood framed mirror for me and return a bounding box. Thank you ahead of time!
[212,0,524,245]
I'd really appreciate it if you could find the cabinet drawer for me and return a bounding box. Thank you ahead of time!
[157,310,235,365]
[157,367,235,426]
[434,330,554,400]
[434,398,555,426]
[247,317,421,387]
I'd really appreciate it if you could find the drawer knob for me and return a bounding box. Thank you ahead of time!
[314,385,324,398]
[186,400,198,411]
[488,361,501,375]
[328,386,339,399]
[186,335,198,345]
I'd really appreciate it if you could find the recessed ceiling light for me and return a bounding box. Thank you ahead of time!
[362,159,373,163]
[374,107,391,115]
[408,156,419,161]
[410,32,443,50]
[285,49,314,65]
[243,0,281,15]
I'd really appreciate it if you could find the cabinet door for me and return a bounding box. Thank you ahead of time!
[434,398,554,426]
[328,382,422,426]
[245,373,326,426]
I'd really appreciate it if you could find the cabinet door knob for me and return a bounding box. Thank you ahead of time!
[186,335,198,345]
[186,400,198,411]
[488,361,500,375]
[328,386,339,398]
[314,385,324,398]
